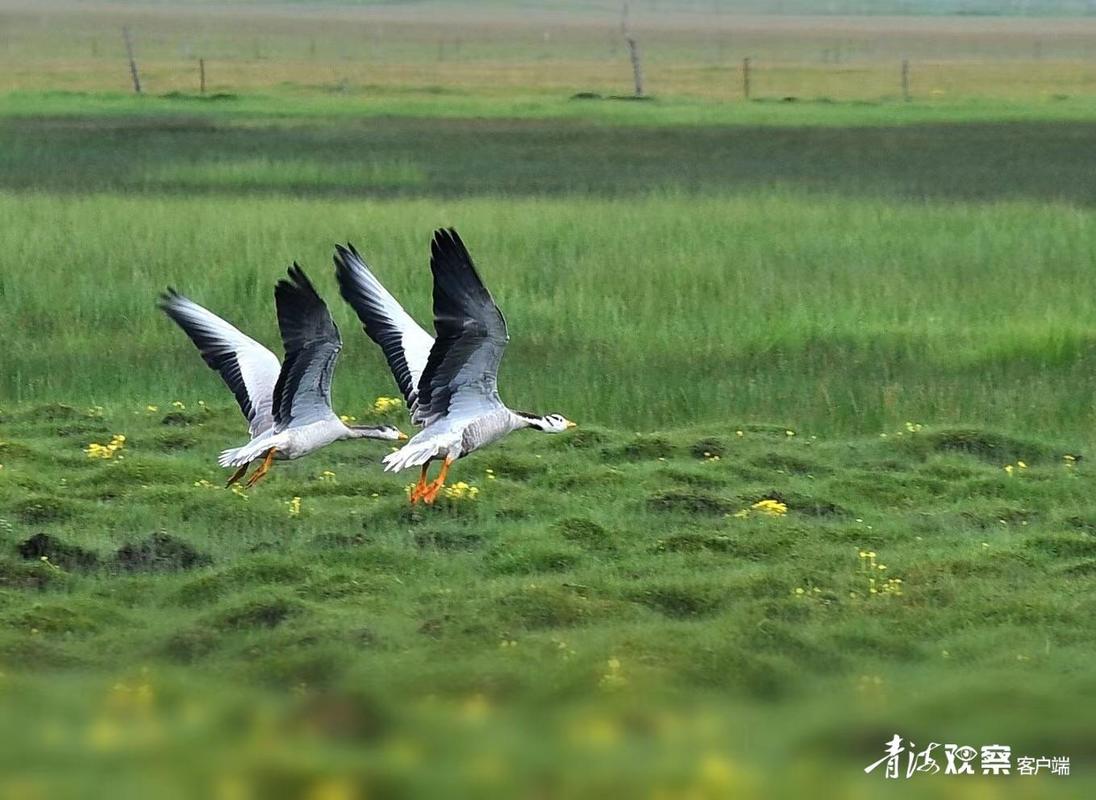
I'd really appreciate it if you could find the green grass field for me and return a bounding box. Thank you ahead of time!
[3,2,1096,798]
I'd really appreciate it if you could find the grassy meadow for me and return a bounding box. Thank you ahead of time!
[3,1,1096,798]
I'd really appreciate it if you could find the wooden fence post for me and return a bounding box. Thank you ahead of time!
[743,56,751,100]
[901,58,910,102]
[122,27,141,94]
[625,34,644,98]
[199,58,206,94]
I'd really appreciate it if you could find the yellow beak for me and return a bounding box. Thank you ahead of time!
[566,420,577,429]
[398,432,409,441]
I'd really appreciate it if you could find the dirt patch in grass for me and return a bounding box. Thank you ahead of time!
[555,517,615,550]
[113,532,212,572]
[646,490,732,515]
[925,429,1064,465]
[210,595,304,630]
[17,533,99,571]
[740,490,852,518]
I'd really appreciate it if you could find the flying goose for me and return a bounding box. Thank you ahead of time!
[334,228,574,504]
[160,266,405,488]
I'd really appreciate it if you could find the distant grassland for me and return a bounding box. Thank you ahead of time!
[5,2,1096,101]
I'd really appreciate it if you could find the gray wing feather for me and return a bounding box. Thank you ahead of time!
[158,289,280,437]
[333,243,434,414]
[272,264,343,429]
[415,228,509,427]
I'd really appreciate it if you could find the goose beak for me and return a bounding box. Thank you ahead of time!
[397,431,409,441]
[566,420,577,429]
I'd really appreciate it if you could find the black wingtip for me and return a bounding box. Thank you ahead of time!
[158,286,181,309]
[333,242,362,272]
[430,227,474,269]
[279,263,317,295]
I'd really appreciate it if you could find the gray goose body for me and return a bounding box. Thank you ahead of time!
[161,267,404,487]
[334,228,574,503]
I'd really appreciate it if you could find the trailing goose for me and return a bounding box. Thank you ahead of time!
[334,227,574,504]
[160,267,405,488]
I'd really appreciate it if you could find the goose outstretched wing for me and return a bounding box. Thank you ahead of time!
[272,264,342,429]
[414,228,509,427]
[333,242,434,413]
[159,289,280,437]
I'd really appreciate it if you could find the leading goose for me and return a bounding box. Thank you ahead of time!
[160,266,405,488]
[334,227,574,504]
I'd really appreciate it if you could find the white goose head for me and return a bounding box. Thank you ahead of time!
[348,424,408,441]
[519,412,576,433]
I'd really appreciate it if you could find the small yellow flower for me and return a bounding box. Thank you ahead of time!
[750,499,787,516]
[287,496,302,517]
[145,405,159,413]
[785,430,795,437]
[1017,461,1027,470]
[172,401,186,410]
[85,434,127,460]
[372,396,403,415]
[442,481,480,501]
[1004,464,1014,476]
[339,414,357,424]
[318,470,336,483]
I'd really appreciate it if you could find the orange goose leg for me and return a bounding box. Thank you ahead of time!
[244,448,278,488]
[421,456,454,505]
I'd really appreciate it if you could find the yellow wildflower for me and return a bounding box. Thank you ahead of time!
[287,497,302,517]
[372,396,403,415]
[85,434,126,460]
[750,499,787,516]
[442,481,479,501]
[172,401,186,410]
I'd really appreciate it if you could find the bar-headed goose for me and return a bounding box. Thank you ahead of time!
[334,228,574,504]
[160,266,405,488]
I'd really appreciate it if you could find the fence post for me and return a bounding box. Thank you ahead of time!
[743,56,751,100]
[901,58,910,102]
[122,27,141,94]
[625,34,644,98]
[199,58,206,94]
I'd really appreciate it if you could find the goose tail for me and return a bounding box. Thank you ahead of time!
[382,439,439,473]
[218,437,274,469]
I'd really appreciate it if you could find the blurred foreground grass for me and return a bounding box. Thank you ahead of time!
[1,403,1095,796]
